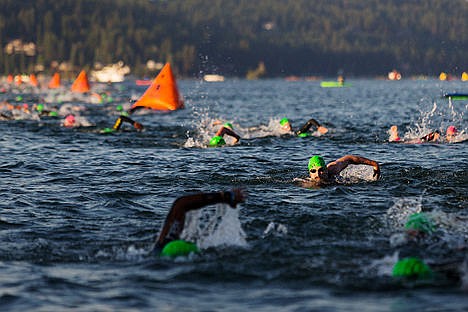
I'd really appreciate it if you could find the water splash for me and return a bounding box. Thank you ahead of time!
[403,98,467,141]
[181,203,248,249]
[386,196,423,229]
[338,165,377,183]
[366,251,399,277]
[263,222,288,237]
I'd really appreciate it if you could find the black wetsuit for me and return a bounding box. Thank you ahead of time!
[113,115,141,130]
[295,118,323,135]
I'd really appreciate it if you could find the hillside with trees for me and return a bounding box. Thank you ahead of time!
[1,0,467,77]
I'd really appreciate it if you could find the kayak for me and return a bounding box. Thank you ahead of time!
[443,93,468,100]
[320,81,351,88]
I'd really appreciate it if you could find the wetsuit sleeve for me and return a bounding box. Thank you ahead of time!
[113,115,141,130]
[420,131,440,142]
[112,116,123,130]
[155,192,235,246]
[296,118,321,135]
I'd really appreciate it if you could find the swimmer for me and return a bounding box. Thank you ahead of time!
[280,118,328,137]
[388,125,401,142]
[153,189,246,257]
[34,103,58,117]
[404,212,436,240]
[112,115,143,131]
[388,125,441,143]
[392,256,464,285]
[420,130,441,142]
[306,154,380,185]
[209,122,241,146]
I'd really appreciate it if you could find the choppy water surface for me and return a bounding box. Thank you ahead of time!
[0,78,467,311]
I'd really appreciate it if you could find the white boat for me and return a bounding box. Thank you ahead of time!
[203,74,225,82]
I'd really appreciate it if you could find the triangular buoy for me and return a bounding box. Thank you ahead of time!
[130,63,184,112]
[48,72,61,89]
[71,70,90,93]
[29,74,38,87]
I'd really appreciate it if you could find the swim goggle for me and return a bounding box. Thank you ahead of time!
[309,167,325,174]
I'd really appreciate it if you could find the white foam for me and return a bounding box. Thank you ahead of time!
[181,203,248,249]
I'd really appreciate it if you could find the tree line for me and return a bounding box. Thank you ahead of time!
[1,0,467,77]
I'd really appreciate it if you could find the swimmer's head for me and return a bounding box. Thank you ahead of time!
[210,135,226,146]
[223,122,233,130]
[404,212,435,235]
[392,257,432,279]
[388,125,401,142]
[63,114,76,127]
[116,105,123,112]
[308,155,327,181]
[36,104,44,112]
[446,125,458,137]
[279,118,292,132]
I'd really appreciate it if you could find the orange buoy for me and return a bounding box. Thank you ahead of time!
[7,74,13,84]
[48,72,61,89]
[29,74,39,87]
[71,70,90,93]
[130,63,184,112]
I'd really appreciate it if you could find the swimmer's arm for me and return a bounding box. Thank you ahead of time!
[296,118,328,135]
[112,115,143,130]
[156,190,245,245]
[216,127,241,143]
[328,155,380,178]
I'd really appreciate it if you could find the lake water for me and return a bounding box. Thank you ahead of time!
[0,78,467,311]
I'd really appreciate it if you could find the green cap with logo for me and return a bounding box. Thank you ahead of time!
[308,155,326,171]
[405,213,435,234]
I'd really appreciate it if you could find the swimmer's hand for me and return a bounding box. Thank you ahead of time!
[373,165,381,180]
[317,126,328,134]
[225,188,246,208]
[134,122,144,130]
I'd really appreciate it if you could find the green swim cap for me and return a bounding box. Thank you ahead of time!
[48,111,58,117]
[36,104,44,112]
[15,96,23,102]
[210,135,226,146]
[405,213,435,234]
[308,155,326,171]
[280,118,289,126]
[161,240,199,257]
[101,127,115,134]
[223,122,233,130]
[116,105,123,111]
[392,257,432,279]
